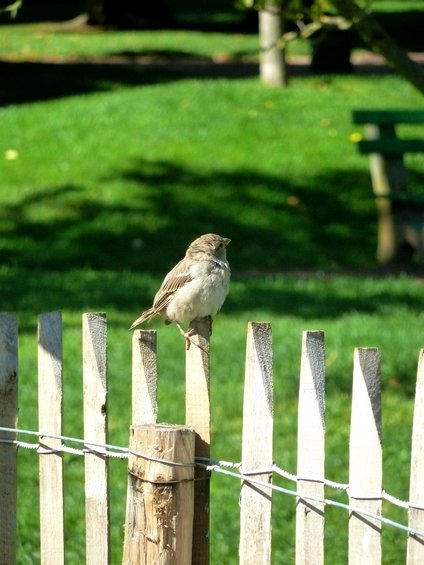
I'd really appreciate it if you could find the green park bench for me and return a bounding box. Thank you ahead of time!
[352,110,424,264]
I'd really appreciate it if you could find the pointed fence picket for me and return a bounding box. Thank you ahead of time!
[83,313,110,565]
[185,317,212,565]
[239,322,273,565]
[349,348,382,565]
[0,312,424,565]
[407,350,424,564]
[296,330,325,565]
[0,313,18,565]
[38,311,65,565]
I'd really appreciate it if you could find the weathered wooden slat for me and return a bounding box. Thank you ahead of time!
[349,348,382,565]
[0,312,18,565]
[296,330,325,565]
[83,313,110,565]
[131,330,158,425]
[407,349,424,564]
[38,311,64,565]
[123,329,159,565]
[185,317,211,565]
[239,322,273,565]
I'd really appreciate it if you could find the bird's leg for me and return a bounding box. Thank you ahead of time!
[175,322,197,350]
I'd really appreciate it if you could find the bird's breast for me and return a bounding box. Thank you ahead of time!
[165,260,230,323]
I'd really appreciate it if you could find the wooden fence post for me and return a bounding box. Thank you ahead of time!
[185,318,211,565]
[296,330,325,565]
[349,348,382,565]
[239,322,273,565]
[0,312,18,565]
[407,349,424,564]
[83,313,110,565]
[122,424,195,565]
[38,311,65,565]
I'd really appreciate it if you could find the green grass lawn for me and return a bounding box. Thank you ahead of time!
[1,17,424,565]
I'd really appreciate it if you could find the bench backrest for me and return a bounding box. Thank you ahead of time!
[353,110,424,125]
[352,110,424,155]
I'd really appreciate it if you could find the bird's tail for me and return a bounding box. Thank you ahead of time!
[129,309,156,330]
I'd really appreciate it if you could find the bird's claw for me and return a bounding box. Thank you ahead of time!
[184,328,196,350]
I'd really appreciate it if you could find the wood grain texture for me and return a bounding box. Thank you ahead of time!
[349,348,382,565]
[83,313,110,565]
[185,317,211,565]
[239,322,273,565]
[122,424,195,565]
[407,349,424,564]
[0,312,18,565]
[38,311,64,565]
[123,329,159,565]
[296,330,325,565]
[132,330,158,425]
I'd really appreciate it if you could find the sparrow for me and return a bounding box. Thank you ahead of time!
[130,233,231,348]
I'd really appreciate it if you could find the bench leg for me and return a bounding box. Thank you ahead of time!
[368,153,411,263]
[373,192,396,263]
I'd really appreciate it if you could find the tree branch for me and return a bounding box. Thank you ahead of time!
[330,0,424,95]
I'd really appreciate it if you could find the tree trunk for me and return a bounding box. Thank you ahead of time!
[259,1,289,86]
[330,0,424,95]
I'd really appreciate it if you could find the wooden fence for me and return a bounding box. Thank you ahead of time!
[0,311,424,564]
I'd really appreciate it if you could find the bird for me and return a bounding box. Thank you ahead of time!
[130,233,231,349]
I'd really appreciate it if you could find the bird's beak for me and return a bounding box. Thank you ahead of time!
[223,238,231,247]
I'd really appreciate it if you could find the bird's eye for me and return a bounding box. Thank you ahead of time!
[218,243,223,248]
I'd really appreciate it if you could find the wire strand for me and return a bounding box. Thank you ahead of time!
[200,464,424,538]
[1,426,422,536]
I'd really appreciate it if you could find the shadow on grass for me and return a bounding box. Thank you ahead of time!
[1,157,422,394]
[0,60,177,106]
[225,276,424,319]
[1,157,423,331]
[1,263,423,343]
[0,54,262,106]
[0,158,377,273]
[1,155,421,327]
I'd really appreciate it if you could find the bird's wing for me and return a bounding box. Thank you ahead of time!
[152,257,193,312]
[129,307,156,329]
[130,258,193,329]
